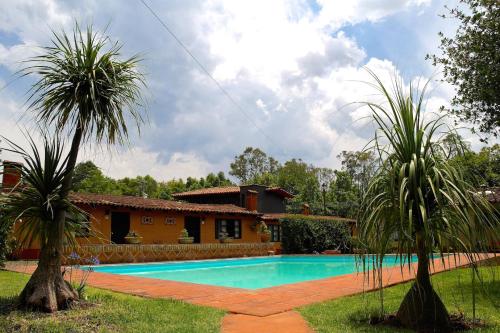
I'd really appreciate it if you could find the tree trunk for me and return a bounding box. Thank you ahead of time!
[18,236,77,312]
[396,231,451,332]
[18,123,84,312]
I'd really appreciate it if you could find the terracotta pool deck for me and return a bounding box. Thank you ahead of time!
[4,254,494,317]
[4,254,496,333]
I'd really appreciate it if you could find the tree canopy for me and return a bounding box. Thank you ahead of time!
[428,0,500,139]
[72,161,233,200]
[72,139,498,220]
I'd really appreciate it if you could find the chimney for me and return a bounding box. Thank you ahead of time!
[1,161,22,193]
[246,190,258,211]
[302,203,311,215]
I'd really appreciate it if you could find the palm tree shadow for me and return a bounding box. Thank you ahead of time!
[0,296,18,315]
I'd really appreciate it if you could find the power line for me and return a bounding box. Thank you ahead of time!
[0,76,18,94]
[139,0,286,153]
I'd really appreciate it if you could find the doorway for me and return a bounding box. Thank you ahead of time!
[111,212,130,244]
[184,216,201,243]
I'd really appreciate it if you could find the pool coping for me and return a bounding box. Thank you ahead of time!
[87,254,418,290]
[4,253,496,317]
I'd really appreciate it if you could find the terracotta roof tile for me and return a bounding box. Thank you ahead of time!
[265,187,294,198]
[172,186,241,197]
[173,185,294,198]
[69,192,257,215]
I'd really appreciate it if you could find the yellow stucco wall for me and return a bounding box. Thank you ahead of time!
[76,205,262,245]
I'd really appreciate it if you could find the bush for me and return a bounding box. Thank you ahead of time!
[280,215,352,254]
[0,219,15,267]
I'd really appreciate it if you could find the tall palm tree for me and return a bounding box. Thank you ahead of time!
[358,70,499,331]
[18,24,144,312]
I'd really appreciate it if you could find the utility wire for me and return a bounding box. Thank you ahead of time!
[139,0,287,153]
[0,76,18,94]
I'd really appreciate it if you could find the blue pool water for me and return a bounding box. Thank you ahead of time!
[90,255,419,289]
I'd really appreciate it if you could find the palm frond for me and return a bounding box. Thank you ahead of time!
[22,23,146,145]
[358,70,499,267]
[0,134,86,249]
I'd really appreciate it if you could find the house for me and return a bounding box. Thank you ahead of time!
[173,185,294,242]
[69,192,261,246]
[2,161,356,261]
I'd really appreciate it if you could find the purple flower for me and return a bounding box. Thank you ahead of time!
[68,252,80,260]
[88,256,100,265]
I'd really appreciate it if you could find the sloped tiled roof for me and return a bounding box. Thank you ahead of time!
[173,185,294,198]
[172,186,241,197]
[260,213,356,223]
[265,187,294,198]
[69,192,257,215]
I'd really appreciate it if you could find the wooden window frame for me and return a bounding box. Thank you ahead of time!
[215,219,242,239]
[269,224,281,242]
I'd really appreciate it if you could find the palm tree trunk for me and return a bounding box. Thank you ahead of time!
[19,123,83,312]
[396,231,451,332]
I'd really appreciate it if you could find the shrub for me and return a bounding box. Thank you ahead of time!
[0,207,15,267]
[280,215,352,254]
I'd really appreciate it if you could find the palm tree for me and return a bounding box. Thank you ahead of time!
[358,70,499,331]
[18,24,144,312]
[1,135,87,308]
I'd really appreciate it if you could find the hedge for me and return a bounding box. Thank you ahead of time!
[280,215,352,254]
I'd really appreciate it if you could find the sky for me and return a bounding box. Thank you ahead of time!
[0,0,494,182]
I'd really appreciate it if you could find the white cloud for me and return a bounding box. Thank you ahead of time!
[3,0,494,182]
[83,148,212,181]
[316,0,432,29]
[0,0,70,38]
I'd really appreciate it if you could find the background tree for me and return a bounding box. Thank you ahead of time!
[441,132,470,159]
[449,144,500,187]
[317,168,335,214]
[229,147,280,184]
[227,147,362,216]
[275,159,320,213]
[20,24,144,312]
[72,161,119,194]
[428,0,500,139]
[71,160,234,199]
[358,71,498,331]
[337,150,376,196]
[330,170,358,218]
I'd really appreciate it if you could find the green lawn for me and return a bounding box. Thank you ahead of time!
[1,267,498,333]
[0,270,225,333]
[300,266,500,333]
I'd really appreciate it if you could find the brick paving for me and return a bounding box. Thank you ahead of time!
[4,253,495,333]
[221,311,313,333]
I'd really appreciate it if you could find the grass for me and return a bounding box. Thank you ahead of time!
[299,266,500,333]
[0,270,225,333]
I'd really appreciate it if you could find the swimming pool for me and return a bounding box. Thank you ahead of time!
[90,255,418,289]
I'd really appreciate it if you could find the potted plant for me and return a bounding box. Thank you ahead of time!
[178,229,194,244]
[259,222,271,243]
[124,230,143,244]
[250,220,261,231]
[218,232,234,243]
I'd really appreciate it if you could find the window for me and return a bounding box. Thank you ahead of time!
[215,219,241,239]
[141,216,153,225]
[165,217,176,225]
[269,224,281,242]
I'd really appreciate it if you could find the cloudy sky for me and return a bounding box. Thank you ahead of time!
[0,0,493,181]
